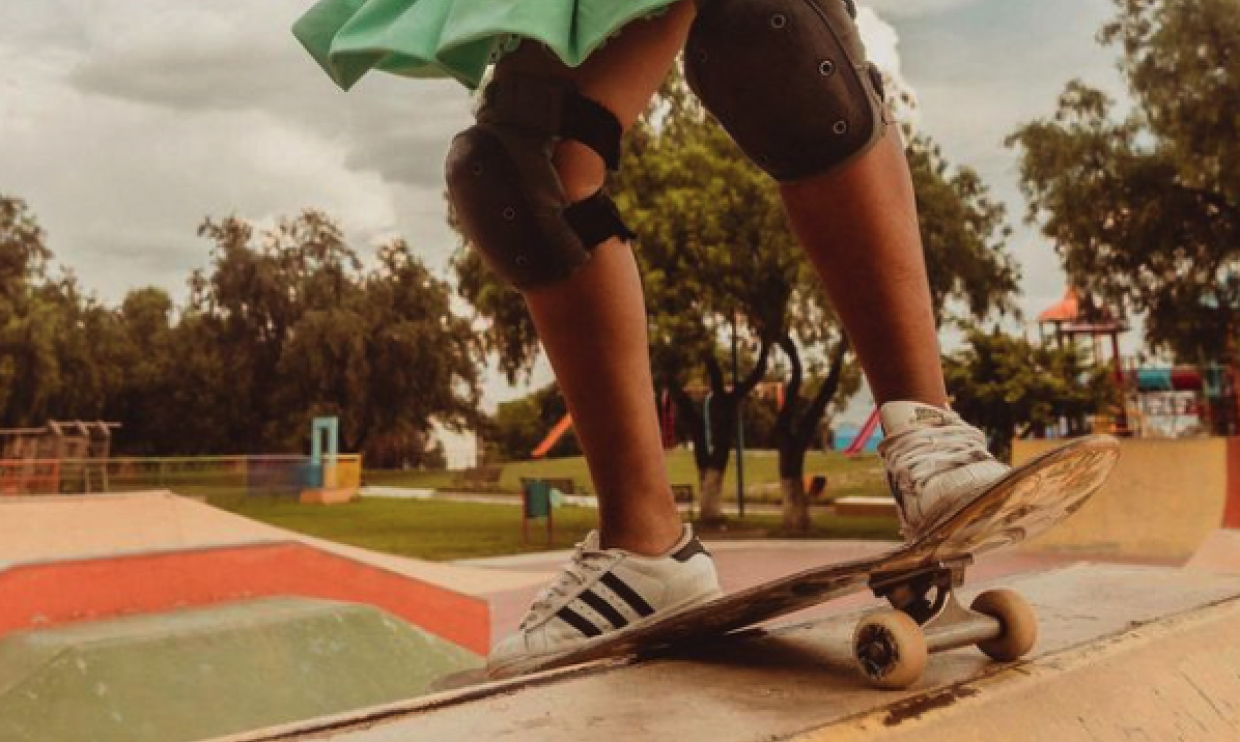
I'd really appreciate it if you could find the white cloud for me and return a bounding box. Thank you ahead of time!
[856,7,921,125]
[857,8,904,82]
[861,0,989,20]
[0,0,476,305]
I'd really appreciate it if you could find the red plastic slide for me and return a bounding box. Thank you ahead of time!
[532,415,574,459]
[845,408,880,456]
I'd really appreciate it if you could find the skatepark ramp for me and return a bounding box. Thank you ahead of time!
[1017,437,1240,561]
[0,489,572,742]
[0,490,559,652]
[0,540,489,653]
[202,564,1240,742]
[0,598,481,742]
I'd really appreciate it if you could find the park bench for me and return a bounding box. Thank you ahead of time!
[454,465,503,491]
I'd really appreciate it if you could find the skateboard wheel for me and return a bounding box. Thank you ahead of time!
[970,589,1037,661]
[853,610,927,690]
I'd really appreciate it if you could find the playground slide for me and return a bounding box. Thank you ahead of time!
[532,415,574,459]
[844,408,881,456]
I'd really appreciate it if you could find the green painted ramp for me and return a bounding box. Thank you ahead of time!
[0,597,481,742]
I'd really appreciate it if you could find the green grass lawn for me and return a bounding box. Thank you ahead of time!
[366,449,887,503]
[220,496,899,562]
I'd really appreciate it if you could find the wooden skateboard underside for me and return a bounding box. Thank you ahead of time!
[526,435,1120,675]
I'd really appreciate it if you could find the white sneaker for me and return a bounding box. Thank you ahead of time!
[488,525,722,678]
[878,401,1010,540]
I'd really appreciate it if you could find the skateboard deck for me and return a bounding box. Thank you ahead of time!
[505,435,1121,688]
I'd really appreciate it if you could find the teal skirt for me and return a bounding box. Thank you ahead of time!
[293,0,681,91]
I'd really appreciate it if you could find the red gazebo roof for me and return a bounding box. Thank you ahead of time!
[1038,287,1081,323]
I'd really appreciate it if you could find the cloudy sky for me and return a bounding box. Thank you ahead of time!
[1,0,1131,413]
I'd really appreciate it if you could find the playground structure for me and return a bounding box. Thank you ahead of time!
[1121,365,1239,437]
[1037,287,1240,438]
[299,416,359,503]
[0,417,361,500]
[1037,287,1130,434]
[0,421,120,495]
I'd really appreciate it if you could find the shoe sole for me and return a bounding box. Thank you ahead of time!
[487,586,725,680]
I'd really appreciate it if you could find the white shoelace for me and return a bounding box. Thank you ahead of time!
[521,537,614,630]
[879,422,994,498]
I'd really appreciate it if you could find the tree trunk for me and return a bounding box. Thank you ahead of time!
[773,336,850,533]
[699,467,726,522]
[780,476,811,532]
[666,340,772,523]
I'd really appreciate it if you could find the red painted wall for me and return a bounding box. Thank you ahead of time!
[0,541,490,655]
[1226,438,1240,530]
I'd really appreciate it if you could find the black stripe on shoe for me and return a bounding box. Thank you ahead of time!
[599,572,655,618]
[556,605,603,638]
[578,589,630,630]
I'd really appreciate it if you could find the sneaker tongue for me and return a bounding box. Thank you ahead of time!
[580,530,601,552]
[879,401,955,436]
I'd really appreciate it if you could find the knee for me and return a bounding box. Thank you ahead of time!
[446,74,633,290]
[553,141,608,204]
[685,0,890,182]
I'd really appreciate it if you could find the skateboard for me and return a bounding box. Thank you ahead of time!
[498,435,1121,690]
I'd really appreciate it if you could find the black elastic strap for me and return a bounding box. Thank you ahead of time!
[561,94,624,170]
[483,76,624,170]
[564,190,637,249]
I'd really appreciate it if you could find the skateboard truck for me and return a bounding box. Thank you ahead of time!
[853,558,1037,690]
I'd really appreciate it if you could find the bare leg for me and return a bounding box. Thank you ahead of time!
[780,132,949,408]
[493,2,695,555]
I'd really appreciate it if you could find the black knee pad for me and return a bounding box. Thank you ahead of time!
[686,0,889,182]
[445,75,635,290]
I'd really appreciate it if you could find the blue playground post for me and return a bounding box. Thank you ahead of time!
[310,417,339,489]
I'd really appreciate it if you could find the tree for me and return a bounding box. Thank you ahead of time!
[351,239,483,467]
[190,212,483,464]
[0,195,121,427]
[1008,0,1240,395]
[944,328,1119,459]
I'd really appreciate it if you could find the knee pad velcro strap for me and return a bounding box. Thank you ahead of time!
[686,0,889,182]
[446,75,633,289]
[479,76,624,171]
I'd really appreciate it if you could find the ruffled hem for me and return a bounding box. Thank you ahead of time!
[292,0,681,91]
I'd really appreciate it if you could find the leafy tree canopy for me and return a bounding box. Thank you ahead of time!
[1009,0,1240,363]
